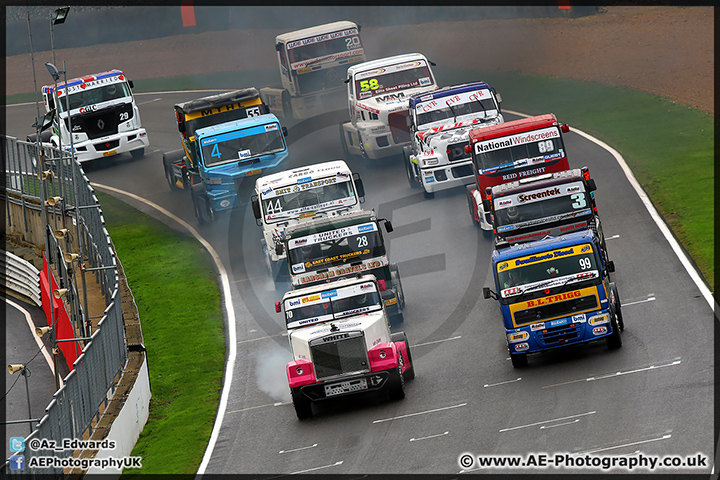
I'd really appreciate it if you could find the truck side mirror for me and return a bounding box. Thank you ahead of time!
[587,178,597,192]
[177,121,185,134]
[377,279,386,292]
[353,176,365,201]
[606,260,615,273]
[495,92,502,104]
[483,287,497,300]
[275,301,282,313]
[406,115,413,127]
[275,43,282,52]
[561,124,570,133]
[382,219,394,233]
[282,126,288,138]
[482,199,491,212]
[275,243,284,256]
[251,196,261,220]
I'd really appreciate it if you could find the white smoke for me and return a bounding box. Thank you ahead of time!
[254,343,293,403]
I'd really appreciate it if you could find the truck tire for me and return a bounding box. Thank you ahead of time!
[423,190,434,199]
[606,308,623,350]
[291,388,313,420]
[386,364,406,401]
[339,124,352,159]
[466,185,479,227]
[191,183,214,225]
[510,352,528,368]
[391,332,415,380]
[390,264,406,310]
[163,150,185,191]
[404,148,420,189]
[611,283,624,331]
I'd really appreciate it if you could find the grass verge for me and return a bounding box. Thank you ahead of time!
[436,67,714,291]
[95,191,225,475]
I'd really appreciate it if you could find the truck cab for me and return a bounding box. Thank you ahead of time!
[278,274,414,419]
[404,81,504,198]
[283,209,406,323]
[484,230,623,368]
[190,114,289,224]
[486,167,607,253]
[250,160,366,284]
[163,88,268,192]
[339,53,438,160]
[466,113,571,234]
[38,69,149,163]
[260,21,365,119]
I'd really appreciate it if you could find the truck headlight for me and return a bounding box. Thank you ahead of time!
[423,158,439,167]
[588,313,609,325]
[296,367,304,375]
[507,331,529,343]
[379,350,387,359]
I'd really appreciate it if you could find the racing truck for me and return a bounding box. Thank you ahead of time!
[465,113,571,235]
[189,114,289,224]
[404,81,504,198]
[283,209,406,323]
[277,274,414,419]
[483,229,624,368]
[486,167,607,252]
[251,160,366,284]
[339,53,438,160]
[162,88,269,192]
[260,21,366,119]
[32,69,149,163]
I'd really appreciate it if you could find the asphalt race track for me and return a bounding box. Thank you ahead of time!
[5,90,714,475]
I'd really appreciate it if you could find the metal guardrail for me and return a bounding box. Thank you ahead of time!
[3,135,128,477]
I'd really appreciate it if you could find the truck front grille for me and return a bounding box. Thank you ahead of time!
[310,331,369,381]
[537,323,581,345]
[447,141,470,162]
[514,294,598,326]
[70,103,134,140]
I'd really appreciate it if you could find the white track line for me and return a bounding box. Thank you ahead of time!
[499,411,596,432]
[373,403,467,424]
[90,183,235,475]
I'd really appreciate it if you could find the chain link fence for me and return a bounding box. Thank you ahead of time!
[3,135,128,477]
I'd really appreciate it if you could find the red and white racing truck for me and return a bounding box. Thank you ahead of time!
[277,274,414,419]
[465,113,571,235]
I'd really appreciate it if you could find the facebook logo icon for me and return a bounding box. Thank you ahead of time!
[9,454,25,470]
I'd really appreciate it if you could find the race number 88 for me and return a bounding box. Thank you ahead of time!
[359,79,379,92]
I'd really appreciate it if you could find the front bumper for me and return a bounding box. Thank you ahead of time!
[294,369,394,402]
[360,131,406,159]
[73,128,149,163]
[420,160,475,193]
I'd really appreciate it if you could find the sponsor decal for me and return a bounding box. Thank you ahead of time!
[355,102,381,114]
[511,247,576,267]
[474,126,560,154]
[592,326,608,335]
[321,290,338,299]
[567,186,581,193]
[245,169,262,176]
[498,262,509,271]
[297,176,313,185]
[288,298,301,307]
[518,187,561,203]
[572,314,586,323]
[299,212,316,219]
[302,294,321,304]
[383,297,398,306]
[65,75,124,94]
[530,323,545,331]
[549,318,566,327]
[296,259,386,285]
[265,124,278,132]
[322,333,350,342]
[514,342,529,352]
[238,149,252,159]
[525,290,581,308]
[292,263,306,274]
[358,224,374,233]
[291,48,364,70]
[287,28,359,49]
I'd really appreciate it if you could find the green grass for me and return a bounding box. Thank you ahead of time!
[435,67,714,291]
[95,191,225,475]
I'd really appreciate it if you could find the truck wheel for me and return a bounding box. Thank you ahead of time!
[164,163,179,191]
[130,148,145,160]
[466,185,479,227]
[606,309,623,350]
[510,352,528,368]
[390,264,405,310]
[291,388,313,420]
[163,150,185,191]
[423,190,435,199]
[404,148,420,189]
[339,124,352,159]
[191,184,214,225]
[392,332,415,380]
[386,364,406,401]
[611,283,624,331]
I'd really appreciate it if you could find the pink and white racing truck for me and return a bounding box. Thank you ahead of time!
[277,274,414,419]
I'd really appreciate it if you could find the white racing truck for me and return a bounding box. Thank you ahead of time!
[277,274,414,419]
[251,160,366,285]
[260,21,366,119]
[339,53,438,160]
[404,81,504,198]
[32,69,149,163]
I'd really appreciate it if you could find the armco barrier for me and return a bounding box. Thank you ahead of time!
[2,135,149,477]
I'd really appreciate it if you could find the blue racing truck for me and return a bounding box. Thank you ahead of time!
[190,114,289,224]
[483,229,623,368]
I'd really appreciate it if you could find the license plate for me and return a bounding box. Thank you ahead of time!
[102,150,118,157]
[324,378,368,397]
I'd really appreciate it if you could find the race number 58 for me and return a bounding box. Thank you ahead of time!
[359,79,379,92]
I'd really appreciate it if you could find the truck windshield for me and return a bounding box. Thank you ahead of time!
[284,281,382,329]
[355,64,434,99]
[261,176,357,224]
[496,243,599,301]
[287,223,385,271]
[476,126,565,170]
[58,82,131,113]
[200,123,285,167]
[415,89,497,129]
[495,183,592,229]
